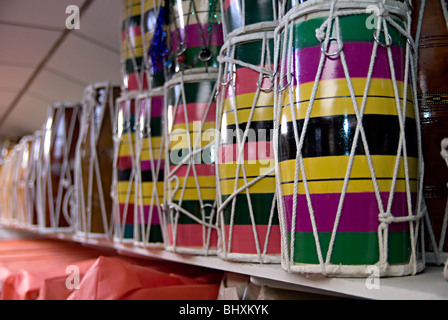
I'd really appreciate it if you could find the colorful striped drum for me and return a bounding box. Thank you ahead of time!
[169,0,223,73]
[217,32,281,263]
[165,73,218,255]
[412,0,448,256]
[275,1,424,276]
[222,0,292,36]
[134,88,166,246]
[16,137,33,226]
[40,103,82,231]
[122,0,149,91]
[75,83,121,239]
[114,93,138,241]
[0,148,16,223]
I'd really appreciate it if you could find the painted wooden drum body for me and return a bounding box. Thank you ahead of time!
[114,93,138,241]
[122,0,150,91]
[16,137,33,225]
[221,0,292,36]
[0,148,16,222]
[134,88,166,246]
[275,0,424,276]
[40,103,82,231]
[412,0,448,255]
[168,0,224,73]
[217,32,281,263]
[165,73,218,254]
[76,83,121,238]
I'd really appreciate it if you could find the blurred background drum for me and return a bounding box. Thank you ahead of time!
[39,102,82,232]
[168,0,223,74]
[75,83,121,239]
[164,72,218,255]
[134,88,166,246]
[113,93,138,242]
[412,0,448,258]
[216,31,281,263]
[275,0,424,277]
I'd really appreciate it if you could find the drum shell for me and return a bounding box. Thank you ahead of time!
[412,0,448,253]
[77,85,121,236]
[115,95,138,240]
[122,0,149,91]
[169,0,224,73]
[165,74,218,254]
[217,35,281,262]
[42,104,81,230]
[135,90,165,245]
[277,7,422,276]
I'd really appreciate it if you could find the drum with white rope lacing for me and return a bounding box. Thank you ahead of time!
[38,102,82,232]
[274,0,424,277]
[74,83,121,240]
[134,88,166,246]
[216,31,281,263]
[15,136,33,227]
[164,72,219,255]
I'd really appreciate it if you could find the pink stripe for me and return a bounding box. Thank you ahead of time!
[141,159,165,171]
[170,23,223,49]
[124,73,149,92]
[138,95,164,118]
[223,224,281,255]
[218,141,274,163]
[283,192,415,233]
[289,43,406,85]
[171,102,216,125]
[167,224,218,248]
[136,205,162,224]
[223,67,274,97]
[117,203,135,224]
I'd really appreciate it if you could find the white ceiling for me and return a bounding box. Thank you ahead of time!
[0,0,123,140]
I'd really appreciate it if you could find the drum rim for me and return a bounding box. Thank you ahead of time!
[164,69,220,88]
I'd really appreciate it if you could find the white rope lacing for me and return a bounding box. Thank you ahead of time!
[164,73,218,255]
[274,0,425,276]
[215,30,279,263]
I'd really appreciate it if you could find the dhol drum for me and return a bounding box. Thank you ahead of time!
[274,0,424,277]
[221,0,292,37]
[113,92,139,242]
[0,144,14,223]
[412,0,448,259]
[122,0,149,91]
[134,87,166,246]
[216,31,281,263]
[75,83,121,239]
[38,102,82,232]
[25,130,44,228]
[164,72,219,255]
[15,137,33,226]
[168,0,224,74]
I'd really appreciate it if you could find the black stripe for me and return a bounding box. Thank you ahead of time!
[280,177,418,184]
[222,120,274,145]
[278,114,418,161]
[118,169,132,182]
[141,170,165,182]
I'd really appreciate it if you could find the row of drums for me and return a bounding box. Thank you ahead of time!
[0,0,447,278]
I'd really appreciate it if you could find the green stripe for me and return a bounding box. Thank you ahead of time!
[232,39,275,69]
[224,0,277,32]
[121,225,164,243]
[167,200,216,224]
[173,45,221,70]
[167,81,217,105]
[222,193,278,225]
[120,114,136,134]
[125,57,144,74]
[289,231,411,265]
[285,14,407,50]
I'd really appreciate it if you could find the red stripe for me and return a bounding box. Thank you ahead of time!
[223,224,281,255]
[117,203,135,224]
[169,164,215,177]
[167,224,218,249]
[124,72,149,92]
[117,156,133,169]
[122,25,142,41]
[223,66,274,97]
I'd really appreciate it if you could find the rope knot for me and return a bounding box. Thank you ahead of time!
[378,212,393,228]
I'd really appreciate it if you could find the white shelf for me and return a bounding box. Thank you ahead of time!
[1,223,448,300]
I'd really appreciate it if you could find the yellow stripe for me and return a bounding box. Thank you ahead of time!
[171,121,215,133]
[144,0,159,12]
[136,181,164,205]
[118,133,136,157]
[220,176,276,195]
[219,161,275,179]
[117,181,135,204]
[221,106,274,126]
[280,79,415,121]
[167,187,216,201]
[122,3,142,20]
[279,156,418,182]
[223,91,274,112]
[280,178,418,195]
[279,155,418,195]
[169,123,216,150]
[172,175,216,188]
